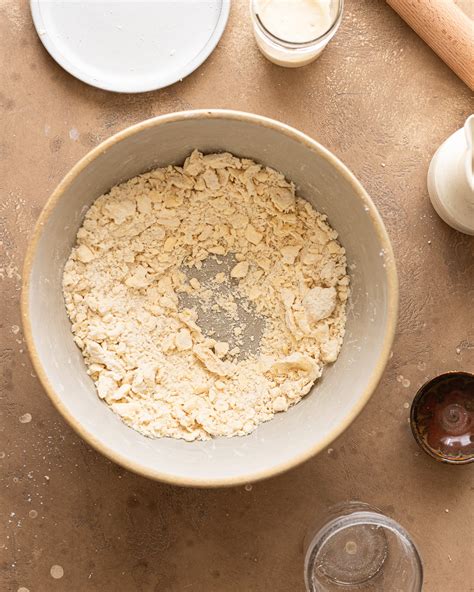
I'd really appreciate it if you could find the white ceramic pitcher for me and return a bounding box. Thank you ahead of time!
[427,114,474,235]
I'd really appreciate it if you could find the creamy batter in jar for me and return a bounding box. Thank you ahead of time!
[251,0,343,67]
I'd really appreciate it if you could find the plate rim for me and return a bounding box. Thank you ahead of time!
[30,0,231,93]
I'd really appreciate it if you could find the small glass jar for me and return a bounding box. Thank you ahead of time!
[304,502,423,592]
[250,0,344,68]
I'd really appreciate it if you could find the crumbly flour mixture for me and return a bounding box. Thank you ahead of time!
[63,151,349,441]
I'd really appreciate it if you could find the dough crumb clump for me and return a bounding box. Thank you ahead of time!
[63,151,349,441]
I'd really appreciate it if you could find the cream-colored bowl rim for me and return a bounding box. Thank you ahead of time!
[21,109,399,488]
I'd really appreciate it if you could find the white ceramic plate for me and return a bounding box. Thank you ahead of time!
[30,0,230,93]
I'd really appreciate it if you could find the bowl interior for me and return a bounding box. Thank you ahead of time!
[25,113,396,486]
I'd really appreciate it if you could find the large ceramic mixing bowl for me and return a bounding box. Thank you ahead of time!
[22,110,398,487]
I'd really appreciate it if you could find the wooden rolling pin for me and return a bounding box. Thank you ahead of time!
[386,0,474,90]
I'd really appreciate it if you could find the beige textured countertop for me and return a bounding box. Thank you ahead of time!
[1,1,473,590]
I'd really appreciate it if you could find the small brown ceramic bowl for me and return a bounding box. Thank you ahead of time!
[410,372,474,465]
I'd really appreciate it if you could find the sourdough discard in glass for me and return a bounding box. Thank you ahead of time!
[250,0,344,67]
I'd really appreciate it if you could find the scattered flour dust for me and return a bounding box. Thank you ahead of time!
[50,565,64,579]
[62,151,349,441]
[0,1,25,32]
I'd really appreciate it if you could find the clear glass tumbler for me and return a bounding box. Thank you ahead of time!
[304,502,423,592]
[250,0,344,67]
